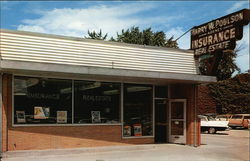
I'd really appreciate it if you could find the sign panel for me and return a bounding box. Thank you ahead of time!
[34,106,50,119]
[91,111,101,123]
[57,111,67,123]
[191,9,250,56]
[16,111,26,123]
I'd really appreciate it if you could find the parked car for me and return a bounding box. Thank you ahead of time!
[200,115,229,134]
[215,114,232,121]
[228,114,250,129]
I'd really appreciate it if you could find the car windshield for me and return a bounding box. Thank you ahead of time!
[217,116,226,118]
[201,117,207,121]
[207,116,216,121]
[232,115,242,119]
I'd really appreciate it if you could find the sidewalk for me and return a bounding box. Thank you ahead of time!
[1,144,215,161]
[2,129,249,161]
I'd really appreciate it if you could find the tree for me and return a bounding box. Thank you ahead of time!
[199,49,241,81]
[165,36,178,48]
[216,50,240,81]
[116,27,143,44]
[85,26,179,48]
[115,26,178,48]
[208,73,250,114]
[85,29,108,40]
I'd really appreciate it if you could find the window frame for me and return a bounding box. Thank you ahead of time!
[121,83,155,138]
[12,74,156,138]
[12,74,122,127]
[73,80,122,124]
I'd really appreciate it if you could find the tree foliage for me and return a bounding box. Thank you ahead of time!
[114,26,178,48]
[216,50,240,81]
[199,49,241,81]
[86,26,178,48]
[85,29,108,40]
[208,73,250,114]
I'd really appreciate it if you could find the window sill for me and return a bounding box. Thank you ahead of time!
[12,123,122,127]
[122,136,154,139]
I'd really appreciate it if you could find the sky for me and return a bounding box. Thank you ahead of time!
[0,1,249,73]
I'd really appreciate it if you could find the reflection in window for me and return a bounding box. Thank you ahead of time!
[123,84,153,137]
[14,76,72,124]
[74,81,121,124]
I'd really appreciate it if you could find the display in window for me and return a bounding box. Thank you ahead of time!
[133,124,142,136]
[14,76,72,124]
[16,111,26,123]
[34,106,50,119]
[91,111,101,123]
[57,111,67,123]
[123,84,153,137]
[123,125,131,137]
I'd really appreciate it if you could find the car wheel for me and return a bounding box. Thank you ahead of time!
[208,128,216,134]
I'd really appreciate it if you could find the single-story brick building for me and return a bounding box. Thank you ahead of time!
[0,29,216,154]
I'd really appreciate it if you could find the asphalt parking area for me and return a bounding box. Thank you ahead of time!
[200,129,249,161]
[2,129,249,161]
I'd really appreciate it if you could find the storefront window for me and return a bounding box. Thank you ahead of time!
[123,84,153,137]
[74,81,121,124]
[14,76,72,124]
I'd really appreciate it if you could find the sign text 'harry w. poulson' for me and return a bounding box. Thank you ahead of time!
[191,9,250,56]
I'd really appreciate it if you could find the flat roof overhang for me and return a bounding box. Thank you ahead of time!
[0,60,216,85]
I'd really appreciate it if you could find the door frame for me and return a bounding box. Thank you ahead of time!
[168,99,186,144]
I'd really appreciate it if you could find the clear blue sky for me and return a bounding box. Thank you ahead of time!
[1,1,249,72]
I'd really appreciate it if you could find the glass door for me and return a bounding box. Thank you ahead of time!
[155,99,169,143]
[169,99,186,144]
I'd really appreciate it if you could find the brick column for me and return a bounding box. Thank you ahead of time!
[2,74,12,152]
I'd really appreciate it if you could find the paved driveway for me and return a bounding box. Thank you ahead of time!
[2,129,249,161]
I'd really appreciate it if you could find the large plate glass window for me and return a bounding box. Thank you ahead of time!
[14,76,72,124]
[123,84,153,137]
[74,80,121,124]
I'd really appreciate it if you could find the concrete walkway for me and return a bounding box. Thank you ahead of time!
[2,129,249,161]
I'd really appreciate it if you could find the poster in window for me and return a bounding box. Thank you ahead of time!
[133,124,142,136]
[16,111,26,123]
[57,111,67,123]
[34,106,50,119]
[124,125,131,137]
[91,111,101,123]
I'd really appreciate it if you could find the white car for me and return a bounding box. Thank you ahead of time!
[200,115,229,134]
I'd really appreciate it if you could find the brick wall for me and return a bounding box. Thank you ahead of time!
[170,84,200,146]
[7,126,153,151]
[2,74,11,152]
[197,84,216,115]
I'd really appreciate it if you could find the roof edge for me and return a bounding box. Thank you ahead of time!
[0,28,194,53]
